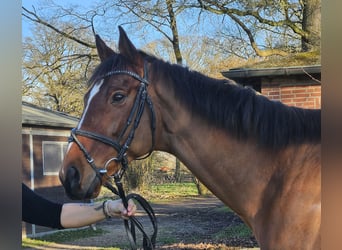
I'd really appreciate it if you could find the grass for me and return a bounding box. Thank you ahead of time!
[22,228,120,250]
[147,182,199,201]
[22,238,56,249]
[32,227,106,243]
[132,182,201,203]
[212,205,233,213]
[22,237,120,250]
[151,182,197,194]
[212,206,253,240]
[214,224,254,239]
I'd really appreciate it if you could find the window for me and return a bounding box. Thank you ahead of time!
[42,141,68,175]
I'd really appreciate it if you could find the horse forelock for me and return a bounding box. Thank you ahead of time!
[147,55,321,149]
[88,53,132,87]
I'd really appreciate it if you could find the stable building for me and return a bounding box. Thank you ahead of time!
[222,65,321,109]
[22,101,79,236]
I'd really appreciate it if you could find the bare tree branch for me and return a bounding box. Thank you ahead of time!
[228,13,288,57]
[22,6,96,48]
[196,0,317,56]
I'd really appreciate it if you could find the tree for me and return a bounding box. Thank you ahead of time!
[195,0,321,56]
[23,0,321,68]
[22,22,97,116]
[301,0,321,51]
[108,0,187,64]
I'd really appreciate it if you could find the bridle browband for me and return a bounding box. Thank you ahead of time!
[68,61,157,249]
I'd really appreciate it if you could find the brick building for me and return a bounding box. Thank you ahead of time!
[222,65,321,109]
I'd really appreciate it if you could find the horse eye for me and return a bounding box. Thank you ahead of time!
[111,93,126,103]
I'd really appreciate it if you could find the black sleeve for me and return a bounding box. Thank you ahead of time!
[22,183,64,229]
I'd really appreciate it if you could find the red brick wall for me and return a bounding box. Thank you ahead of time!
[262,85,321,109]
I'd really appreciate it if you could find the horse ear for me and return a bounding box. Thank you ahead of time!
[118,26,143,66]
[95,34,116,62]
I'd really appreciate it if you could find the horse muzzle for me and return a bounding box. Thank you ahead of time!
[59,165,101,200]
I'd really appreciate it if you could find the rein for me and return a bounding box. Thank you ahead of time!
[68,61,157,249]
[103,178,157,250]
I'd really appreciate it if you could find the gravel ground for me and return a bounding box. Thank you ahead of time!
[24,196,260,250]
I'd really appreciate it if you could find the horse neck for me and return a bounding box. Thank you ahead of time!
[152,84,274,220]
[150,74,321,248]
[151,73,320,220]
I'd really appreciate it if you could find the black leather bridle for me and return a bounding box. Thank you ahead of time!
[68,61,157,249]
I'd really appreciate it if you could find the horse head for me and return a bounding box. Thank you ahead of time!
[59,27,156,199]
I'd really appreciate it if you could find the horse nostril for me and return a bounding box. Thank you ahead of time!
[64,166,81,198]
[66,166,80,182]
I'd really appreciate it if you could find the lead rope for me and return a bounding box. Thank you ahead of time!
[102,166,158,250]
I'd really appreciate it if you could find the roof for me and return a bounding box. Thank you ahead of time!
[22,102,79,128]
[221,65,321,82]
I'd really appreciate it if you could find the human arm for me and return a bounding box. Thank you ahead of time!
[22,183,64,228]
[22,183,136,229]
[60,199,136,228]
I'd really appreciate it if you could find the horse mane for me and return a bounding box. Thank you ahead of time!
[144,53,321,149]
[90,51,321,149]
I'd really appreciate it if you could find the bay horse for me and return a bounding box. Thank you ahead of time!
[59,26,321,249]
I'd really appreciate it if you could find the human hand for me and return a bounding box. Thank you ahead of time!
[105,199,137,218]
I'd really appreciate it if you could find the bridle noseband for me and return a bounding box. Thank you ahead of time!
[68,61,157,249]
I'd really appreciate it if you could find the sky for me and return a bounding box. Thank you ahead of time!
[22,0,37,38]
[22,0,97,39]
